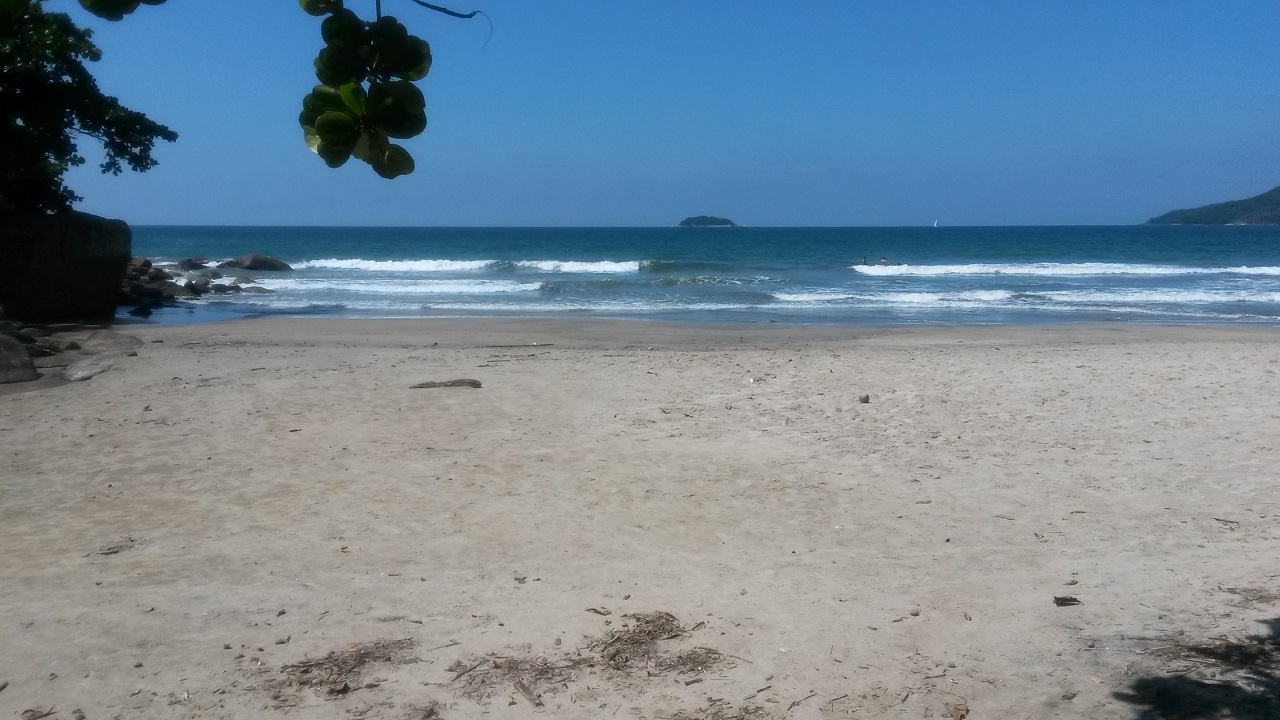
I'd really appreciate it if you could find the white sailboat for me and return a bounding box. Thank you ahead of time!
[932,219,939,227]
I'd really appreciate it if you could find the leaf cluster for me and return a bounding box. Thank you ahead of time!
[0,0,177,215]
[299,0,433,179]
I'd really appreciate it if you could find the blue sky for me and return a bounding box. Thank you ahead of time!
[62,1,1280,226]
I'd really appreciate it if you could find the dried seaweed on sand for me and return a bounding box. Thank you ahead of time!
[281,638,416,695]
[671,698,771,720]
[448,654,585,703]
[655,646,725,675]
[592,611,685,670]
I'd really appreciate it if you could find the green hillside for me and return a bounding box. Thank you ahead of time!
[678,216,738,227]
[1147,185,1280,225]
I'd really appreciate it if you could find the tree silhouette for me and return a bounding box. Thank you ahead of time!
[0,0,479,215]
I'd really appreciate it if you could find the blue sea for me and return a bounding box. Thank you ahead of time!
[121,225,1280,326]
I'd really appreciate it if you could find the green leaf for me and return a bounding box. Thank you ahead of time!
[321,8,365,46]
[299,0,342,16]
[371,144,415,179]
[338,83,367,116]
[316,141,352,168]
[79,0,141,21]
[299,85,350,128]
[366,81,426,139]
[314,42,367,86]
[353,129,388,163]
[392,38,433,81]
[367,16,410,46]
[303,126,323,153]
[314,110,360,150]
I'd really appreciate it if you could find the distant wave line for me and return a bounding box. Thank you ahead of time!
[290,258,646,273]
[850,262,1280,277]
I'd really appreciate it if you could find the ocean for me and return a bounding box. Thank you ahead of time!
[122,225,1280,326]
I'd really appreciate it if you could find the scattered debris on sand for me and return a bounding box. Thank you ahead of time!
[281,638,416,697]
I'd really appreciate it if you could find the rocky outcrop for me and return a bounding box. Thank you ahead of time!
[0,212,131,321]
[78,329,144,356]
[0,334,38,384]
[0,322,141,383]
[218,253,292,272]
[119,256,251,313]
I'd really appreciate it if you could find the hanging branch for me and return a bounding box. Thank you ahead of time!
[406,0,493,47]
[404,0,483,19]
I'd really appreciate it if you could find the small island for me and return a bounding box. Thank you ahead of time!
[1147,184,1280,225]
[678,215,738,228]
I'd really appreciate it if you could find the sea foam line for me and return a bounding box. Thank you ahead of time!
[290,258,643,273]
[850,262,1280,277]
[258,279,542,294]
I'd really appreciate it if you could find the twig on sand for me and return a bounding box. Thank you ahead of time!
[424,640,461,653]
[788,692,817,711]
[513,679,544,706]
[451,659,488,681]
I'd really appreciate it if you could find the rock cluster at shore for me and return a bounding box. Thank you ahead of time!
[0,322,143,385]
[119,253,289,316]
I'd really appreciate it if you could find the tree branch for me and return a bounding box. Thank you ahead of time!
[404,0,482,19]
[404,0,493,49]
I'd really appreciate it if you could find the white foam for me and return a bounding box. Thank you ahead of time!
[772,292,857,303]
[850,263,1280,277]
[1043,289,1280,304]
[293,258,493,272]
[257,279,540,294]
[515,260,641,273]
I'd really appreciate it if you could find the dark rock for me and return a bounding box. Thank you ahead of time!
[163,285,197,299]
[0,211,131,321]
[130,257,152,269]
[239,286,274,294]
[212,283,230,293]
[198,269,223,280]
[128,305,153,318]
[175,258,208,271]
[19,327,51,339]
[218,253,292,272]
[31,336,61,353]
[128,281,168,300]
[78,330,143,356]
[33,354,72,369]
[145,267,172,282]
[233,276,255,285]
[0,335,39,383]
[0,321,31,343]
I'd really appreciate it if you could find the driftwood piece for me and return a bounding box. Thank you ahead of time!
[411,379,482,389]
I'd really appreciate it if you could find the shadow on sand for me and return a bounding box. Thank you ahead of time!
[1114,617,1279,719]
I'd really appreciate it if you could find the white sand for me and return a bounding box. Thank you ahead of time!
[1,320,1278,719]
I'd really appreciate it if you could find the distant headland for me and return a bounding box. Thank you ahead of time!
[678,216,738,228]
[1147,184,1280,225]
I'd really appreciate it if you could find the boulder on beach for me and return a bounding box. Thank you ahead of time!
[64,356,114,382]
[78,330,143,356]
[218,254,292,272]
[0,335,39,383]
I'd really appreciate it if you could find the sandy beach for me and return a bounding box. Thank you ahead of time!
[1,319,1277,720]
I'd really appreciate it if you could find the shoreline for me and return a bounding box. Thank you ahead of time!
[115,314,1280,347]
[2,318,1278,718]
